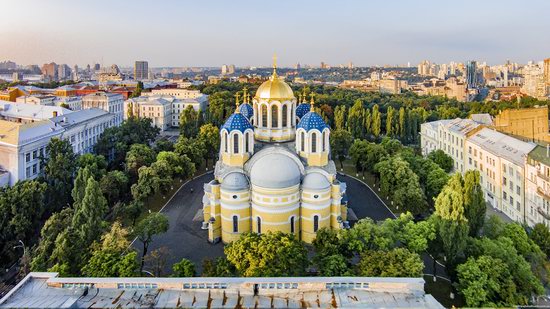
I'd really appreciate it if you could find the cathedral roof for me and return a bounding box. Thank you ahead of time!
[297,111,329,132]
[239,103,253,119]
[221,112,253,133]
[296,103,310,119]
[302,172,331,190]
[221,172,249,191]
[250,153,301,188]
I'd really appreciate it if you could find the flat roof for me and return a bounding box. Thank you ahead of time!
[0,101,71,120]
[445,118,480,135]
[51,108,113,128]
[0,273,443,309]
[468,127,537,165]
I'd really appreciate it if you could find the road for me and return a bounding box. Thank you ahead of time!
[137,172,447,278]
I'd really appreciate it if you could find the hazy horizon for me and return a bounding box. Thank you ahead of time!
[1,0,549,68]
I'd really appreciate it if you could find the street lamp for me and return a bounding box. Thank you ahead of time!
[13,240,25,257]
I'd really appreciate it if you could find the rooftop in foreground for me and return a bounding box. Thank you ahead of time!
[0,272,443,308]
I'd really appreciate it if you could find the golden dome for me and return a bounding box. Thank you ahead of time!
[255,56,295,101]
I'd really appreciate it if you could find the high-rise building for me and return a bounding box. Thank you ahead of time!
[73,65,79,81]
[228,64,235,74]
[417,60,430,76]
[41,62,58,81]
[94,63,100,71]
[57,64,71,80]
[544,58,550,92]
[134,61,149,80]
[465,60,478,89]
[221,64,229,75]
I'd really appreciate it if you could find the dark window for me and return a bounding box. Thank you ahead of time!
[233,134,239,153]
[290,217,295,233]
[257,217,262,234]
[301,132,305,151]
[233,216,238,233]
[313,215,319,232]
[282,105,288,127]
[311,132,317,153]
[261,105,267,126]
[271,105,278,127]
[224,133,228,152]
[322,131,326,151]
[245,132,250,152]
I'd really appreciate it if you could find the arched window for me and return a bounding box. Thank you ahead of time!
[233,215,238,233]
[282,105,288,127]
[253,104,258,125]
[301,131,305,152]
[322,131,326,152]
[261,105,267,127]
[311,132,317,153]
[257,217,262,234]
[271,105,278,128]
[245,132,250,152]
[290,217,295,234]
[224,132,228,152]
[313,215,319,232]
[233,134,239,154]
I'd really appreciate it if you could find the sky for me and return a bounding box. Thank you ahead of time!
[1,0,549,68]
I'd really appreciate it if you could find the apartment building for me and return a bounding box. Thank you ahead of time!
[0,119,63,186]
[526,145,550,227]
[144,88,206,99]
[493,106,550,143]
[124,96,173,131]
[465,128,536,223]
[15,95,56,106]
[82,92,124,126]
[420,119,451,156]
[437,118,480,173]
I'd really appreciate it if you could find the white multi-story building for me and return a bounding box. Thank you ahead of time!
[420,119,451,156]
[82,92,123,126]
[126,92,208,129]
[55,96,82,111]
[0,108,119,187]
[465,128,536,224]
[15,95,56,106]
[437,118,480,173]
[526,145,550,227]
[0,119,63,186]
[0,100,71,124]
[124,96,173,131]
[51,108,116,155]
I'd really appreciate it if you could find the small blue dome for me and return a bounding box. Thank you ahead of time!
[221,112,253,133]
[296,103,310,119]
[239,103,254,120]
[297,111,329,132]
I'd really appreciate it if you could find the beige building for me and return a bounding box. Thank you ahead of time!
[15,95,56,106]
[144,88,205,99]
[437,118,480,173]
[82,92,124,126]
[124,96,173,131]
[521,63,547,99]
[493,106,550,143]
[466,128,536,223]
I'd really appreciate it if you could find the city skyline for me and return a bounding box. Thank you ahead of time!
[1,0,550,67]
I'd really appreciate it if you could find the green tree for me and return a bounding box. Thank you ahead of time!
[174,136,207,168]
[434,173,469,270]
[398,107,406,140]
[154,137,174,153]
[371,104,381,138]
[179,105,200,137]
[428,149,454,172]
[357,248,423,277]
[426,165,449,202]
[71,166,93,207]
[125,144,156,178]
[172,258,196,277]
[130,81,143,98]
[156,151,196,179]
[76,153,107,180]
[317,254,351,276]
[386,106,396,137]
[30,208,73,271]
[72,177,108,246]
[530,223,550,258]
[330,129,353,170]
[463,170,486,237]
[349,139,369,174]
[82,222,139,277]
[225,232,308,277]
[207,91,233,125]
[41,138,76,213]
[347,99,365,139]
[100,170,129,206]
[333,105,346,130]
[135,213,169,274]
[197,123,220,168]
[457,255,518,307]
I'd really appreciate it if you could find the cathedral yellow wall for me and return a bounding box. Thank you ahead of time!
[221,152,250,167]
[220,189,251,243]
[250,184,301,237]
[306,153,329,167]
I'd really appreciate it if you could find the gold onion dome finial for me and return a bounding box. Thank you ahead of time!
[310,93,316,111]
[234,92,240,113]
[271,53,278,78]
[242,87,248,103]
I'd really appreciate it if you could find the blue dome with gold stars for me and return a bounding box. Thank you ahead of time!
[239,103,254,120]
[221,112,253,133]
[296,103,310,119]
[297,111,328,132]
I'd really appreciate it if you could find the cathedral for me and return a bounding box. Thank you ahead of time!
[202,59,347,244]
